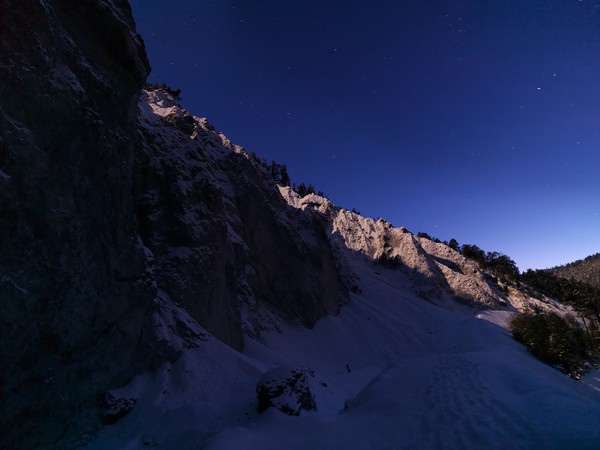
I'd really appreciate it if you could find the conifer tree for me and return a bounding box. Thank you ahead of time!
[280,164,290,186]
[297,183,307,197]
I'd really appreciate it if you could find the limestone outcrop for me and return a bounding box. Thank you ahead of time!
[134,90,347,350]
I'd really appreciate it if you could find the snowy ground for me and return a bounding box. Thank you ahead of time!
[85,256,600,450]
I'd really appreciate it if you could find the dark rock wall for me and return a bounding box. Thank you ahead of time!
[228,157,343,327]
[134,92,347,350]
[0,1,155,448]
[0,2,348,448]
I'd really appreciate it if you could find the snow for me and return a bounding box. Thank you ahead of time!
[144,91,182,120]
[85,257,600,449]
[139,90,244,162]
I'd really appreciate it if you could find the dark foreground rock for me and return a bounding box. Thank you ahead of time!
[257,366,318,416]
[0,1,155,448]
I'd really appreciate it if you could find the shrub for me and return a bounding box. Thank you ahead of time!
[377,252,402,268]
[461,244,486,266]
[485,252,519,281]
[511,310,595,379]
[459,244,519,282]
[521,269,600,312]
[448,238,460,251]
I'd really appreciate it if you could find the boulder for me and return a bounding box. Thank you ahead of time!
[256,366,317,416]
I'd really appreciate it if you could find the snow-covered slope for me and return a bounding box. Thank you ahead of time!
[86,255,600,449]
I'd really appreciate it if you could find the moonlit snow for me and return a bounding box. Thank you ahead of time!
[86,256,600,449]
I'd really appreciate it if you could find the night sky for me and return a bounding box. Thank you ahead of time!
[129,0,600,270]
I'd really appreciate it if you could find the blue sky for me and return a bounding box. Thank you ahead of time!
[129,0,600,270]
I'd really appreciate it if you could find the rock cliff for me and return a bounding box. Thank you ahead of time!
[280,188,510,309]
[0,0,152,448]
[0,3,347,448]
[134,90,347,350]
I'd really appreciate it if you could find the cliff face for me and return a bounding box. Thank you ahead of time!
[134,90,347,350]
[0,4,348,447]
[0,1,154,448]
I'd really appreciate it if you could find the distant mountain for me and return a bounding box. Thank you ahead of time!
[551,253,600,289]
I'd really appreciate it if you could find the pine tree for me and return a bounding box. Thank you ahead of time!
[297,183,307,197]
[280,165,290,186]
[270,161,278,180]
[448,238,460,251]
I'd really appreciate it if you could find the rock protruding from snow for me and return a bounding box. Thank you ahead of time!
[257,366,317,416]
[98,394,137,426]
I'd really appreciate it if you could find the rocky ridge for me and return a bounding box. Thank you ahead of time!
[136,90,573,323]
[280,188,509,307]
[279,188,577,318]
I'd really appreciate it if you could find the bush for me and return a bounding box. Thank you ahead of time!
[448,238,460,251]
[521,269,600,311]
[461,244,486,266]
[377,252,402,268]
[458,244,519,281]
[511,310,595,379]
[485,252,519,281]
